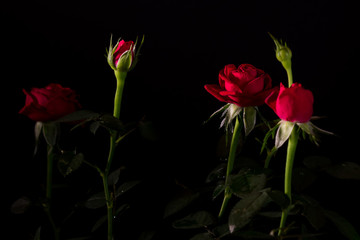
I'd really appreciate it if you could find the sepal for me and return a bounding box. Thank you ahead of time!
[275,120,295,149]
[297,120,335,146]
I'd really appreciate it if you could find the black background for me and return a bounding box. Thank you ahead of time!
[2,0,360,239]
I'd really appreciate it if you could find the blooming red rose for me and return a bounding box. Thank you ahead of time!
[19,83,81,122]
[204,64,276,107]
[265,82,313,123]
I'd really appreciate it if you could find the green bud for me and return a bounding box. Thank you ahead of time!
[115,49,133,72]
[268,33,292,70]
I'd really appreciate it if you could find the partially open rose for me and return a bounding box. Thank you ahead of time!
[19,83,81,122]
[265,83,313,123]
[205,64,276,107]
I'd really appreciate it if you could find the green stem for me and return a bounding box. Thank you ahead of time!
[45,145,60,240]
[113,70,127,119]
[101,70,127,240]
[286,67,293,87]
[219,117,243,218]
[46,146,54,202]
[278,127,299,236]
[101,170,114,240]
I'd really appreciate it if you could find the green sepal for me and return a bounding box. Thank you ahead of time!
[129,34,145,71]
[275,120,295,149]
[243,106,257,136]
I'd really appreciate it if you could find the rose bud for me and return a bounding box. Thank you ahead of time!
[19,83,81,122]
[265,83,313,123]
[107,37,135,72]
[269,33,292,71]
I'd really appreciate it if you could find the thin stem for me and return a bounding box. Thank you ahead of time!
[45,145,60,240]
[219,116,243,218]
[278,127,299,236]
[113,70,127,119]
[101,171,114,240]
[286,67,293,87]
[101,70,127,240]
[46,146,54,202]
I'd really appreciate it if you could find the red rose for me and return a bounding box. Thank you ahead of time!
[204,64,276,107]
[265,83,313,123]
[113,40,135,68]
[19,83,81,122]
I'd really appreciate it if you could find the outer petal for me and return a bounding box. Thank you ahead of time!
[204,84,228,102]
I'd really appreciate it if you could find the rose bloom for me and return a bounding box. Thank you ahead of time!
[113,40,135,67]
[19,83,81,122]
[265,82,313,123]
[205,64,276,107]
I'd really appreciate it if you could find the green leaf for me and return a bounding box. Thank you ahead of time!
[115,180,140,198]
[303,155,332,170]
[324,162,360,180]
[57,152,84,177]
[233,230,273,239]
[266,190,290,210]
[91,214,107,233]
[275,121,295,149]
[261,122,280,154]
[138,230,157,240]
[206,163,227,183]
[228,189,271,233]
[189,233,214,240]
[108,168,121,186]
[229,172,266,198]
[11,196,31,214]
[97,114,125,132]
[243,107,257,136]
[163,191,200,218]
[55,110,100,123]
[84,192,106,209]
[212,182,225,200]
[324,210,360,240]
[172,211,216,229]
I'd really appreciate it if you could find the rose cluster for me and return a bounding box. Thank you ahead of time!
[205,63,313,124]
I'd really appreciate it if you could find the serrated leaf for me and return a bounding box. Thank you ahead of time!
[228,189,271,233]
[115,180,140,198]
[57,152,84,177]
[243,107,257,136]
[98,114,125,132]
[229,172,266,198]
[266,190,290,210]
[11,196,31,214]
[303,155,332,170]
[108,168,121,186]
[275,121,295,149]
[212,182,225,200]
[164,191,200,218]
[55,110,100,123]
[172,211,216,229]
[324,162,360,180]
[324,210,360,240]
[189,233,213,240]
[84,192,106,209]
[206,163,227,183]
